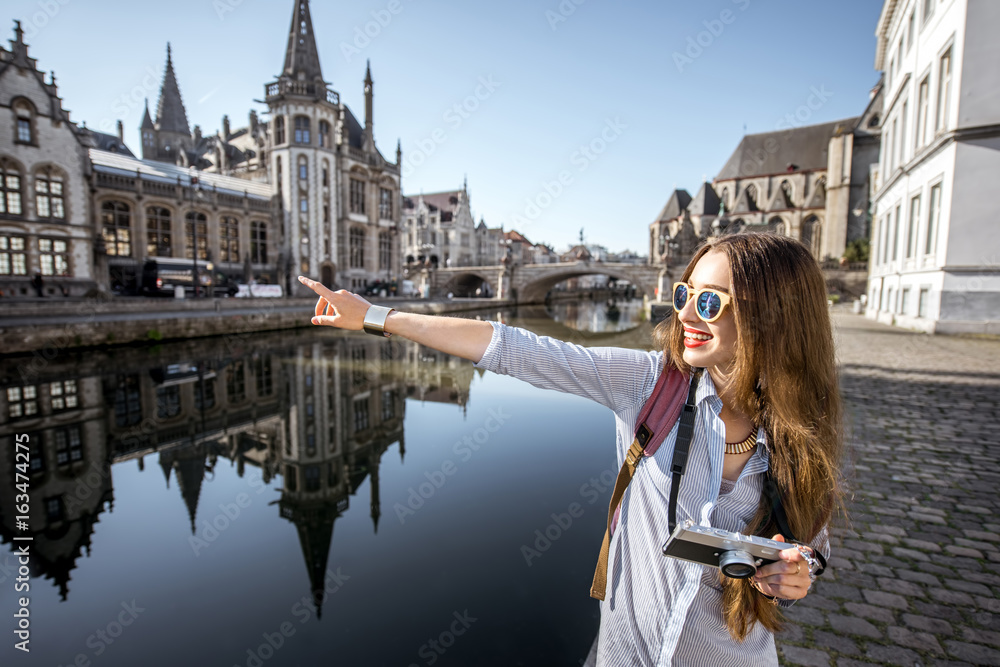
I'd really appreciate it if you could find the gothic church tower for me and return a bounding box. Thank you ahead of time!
[265,0,401,296]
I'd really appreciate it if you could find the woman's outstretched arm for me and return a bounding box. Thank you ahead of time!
[298,276,494,363]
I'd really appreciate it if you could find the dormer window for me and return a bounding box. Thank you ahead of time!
[13,100,35,145]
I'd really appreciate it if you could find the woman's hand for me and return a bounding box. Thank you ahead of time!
[299,276,372,331]
[751,534,814,601]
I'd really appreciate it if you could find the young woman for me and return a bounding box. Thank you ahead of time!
[298,233,842,666]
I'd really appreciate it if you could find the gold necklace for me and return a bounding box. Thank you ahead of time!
[725,428,757,455]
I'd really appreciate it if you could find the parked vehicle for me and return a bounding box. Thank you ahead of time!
[141,258,238,297]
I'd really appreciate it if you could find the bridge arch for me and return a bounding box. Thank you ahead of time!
[515,262,660,303]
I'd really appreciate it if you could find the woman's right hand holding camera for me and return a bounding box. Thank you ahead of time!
[299,275,371,330]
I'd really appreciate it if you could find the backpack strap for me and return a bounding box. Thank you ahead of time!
[589,366,700,601]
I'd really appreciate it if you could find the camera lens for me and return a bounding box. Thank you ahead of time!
[719,550,756,578]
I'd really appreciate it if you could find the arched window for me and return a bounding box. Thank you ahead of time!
[251,221,268,263]
[13,99,35,144]
[816,176,827,197]
[146,207,172,257]
[768,216,785,236]
[379,187,393,220]
[101,200,132,256]
[319,120,331,148]
[1,159,24,216]
[780,180,794,207]
[298,156,308,182]
[350,178,365,214]
[220,216,239,263]
[321,160,330,187]
[379,231,392,270]
[34,168,65,219]
[720,187,729,212]
[350,227,365,268]
[294,116,311,144]
[274,116,286,145]
[184,211,208,260]
[746,184,757,207]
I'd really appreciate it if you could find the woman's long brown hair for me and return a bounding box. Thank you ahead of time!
[652,233,844,641]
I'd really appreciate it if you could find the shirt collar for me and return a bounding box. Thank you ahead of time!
[696,369,771,471]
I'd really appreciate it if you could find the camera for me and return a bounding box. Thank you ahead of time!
[661,520,790,578]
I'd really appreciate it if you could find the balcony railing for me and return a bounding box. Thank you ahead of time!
[265,80,340,105]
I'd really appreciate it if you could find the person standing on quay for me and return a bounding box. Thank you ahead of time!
[298,233,842,666]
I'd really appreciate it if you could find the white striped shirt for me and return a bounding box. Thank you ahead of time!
[475,323,829,667]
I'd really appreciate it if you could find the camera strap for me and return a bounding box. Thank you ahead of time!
[668,368,703,534]
[590,365,698,601]
[763,473,828,576]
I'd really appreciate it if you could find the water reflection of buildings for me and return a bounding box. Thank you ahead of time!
[0,331,472,613]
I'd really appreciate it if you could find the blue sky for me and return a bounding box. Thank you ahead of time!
[8,0,884,254]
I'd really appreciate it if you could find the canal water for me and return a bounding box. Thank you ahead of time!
[0,300,656,667]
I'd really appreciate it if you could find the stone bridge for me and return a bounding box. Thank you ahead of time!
[422,261,668,303]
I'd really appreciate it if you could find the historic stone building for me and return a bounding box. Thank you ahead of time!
[401,183,504,269]
[0,22,96,298]
[866,0,1000,334]
[138,0,403,296]
[650,113,882,266]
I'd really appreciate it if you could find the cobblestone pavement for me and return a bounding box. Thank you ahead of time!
[775,311,1000,666]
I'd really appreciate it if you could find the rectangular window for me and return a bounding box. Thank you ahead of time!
[29,440,44,475]
[156,385,181,419]
[922,0,933,22]
[7,386,38,419]
[45,496,65,522]
[50,380,78,411]
[2,173,23,215]
[901,287,911,315]
[220,218,239,263]
[926,183,941,255]
[906,11,915,52]
[300,197,308,213]
[194,378,216,411]
[285,465,297,492]
[17,119,32,143]
[54,425,83,466]
[889,118,898,172]
[322,167,329,187]
[918,287,930,317]
[35,177,65,219]
[935,49,952,133]
[353,397,370,432]
[226,362,246,403]
[906,195,921,259]
[294,117,310,144]
[39,238,70,276]
[892,205,901,261]
[254,356,274,396]
[114,374,142,427]
[299,163,308,180]
[381,389,396,421]
[379,233,392,271]
[916,77,930,150]
[0,234,28,275]
[899,100,908,166]
[379,188,393,219]
[350,179,366,214]
[305,465,320,492]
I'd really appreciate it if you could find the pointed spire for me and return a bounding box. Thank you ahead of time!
[283,1,324,82]
[395,139,402,165]
[141,99,154,130]
[14,19,24,45]
[155,42,191,135]
[363,60,374,152]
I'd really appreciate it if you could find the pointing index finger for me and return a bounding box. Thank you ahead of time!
[298,275,335,299]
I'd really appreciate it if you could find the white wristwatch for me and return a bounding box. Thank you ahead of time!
[362,305,395,337]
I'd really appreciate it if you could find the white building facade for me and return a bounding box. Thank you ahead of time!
[867,0,1000,333]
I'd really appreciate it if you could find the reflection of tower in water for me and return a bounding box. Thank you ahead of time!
[0,329,479,610]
